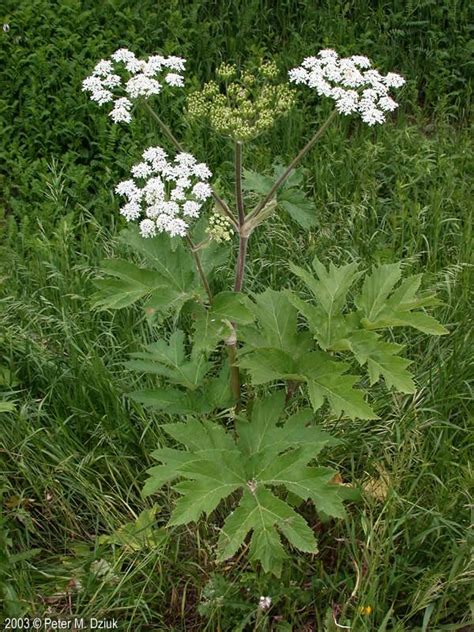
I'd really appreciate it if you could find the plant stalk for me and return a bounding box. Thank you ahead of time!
[226,341,241,404]
[235,141,245,226]
[226,142,250,404]
[233,235,248,292]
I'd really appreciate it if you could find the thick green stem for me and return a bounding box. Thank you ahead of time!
[226,340,241,404]
[227,142,249,405]
[144,102,238,229]
[247,110,337,223]
[235,141,245,226]
[233,235,248,292]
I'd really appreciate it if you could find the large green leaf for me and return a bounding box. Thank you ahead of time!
[92,259,168,310]
[169,448,245,525]
[92,228,201,314]
[242,169,274,194]
[257,451,346,517]
[191,304,231,354]
[236,393,337,470]
[355,262,402,322]
[144,393,348,576]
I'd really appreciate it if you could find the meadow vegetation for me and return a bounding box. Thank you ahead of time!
[0,1,472,629]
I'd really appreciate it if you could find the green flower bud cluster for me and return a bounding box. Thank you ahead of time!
[187,60,296,141]
[206,211,234,243]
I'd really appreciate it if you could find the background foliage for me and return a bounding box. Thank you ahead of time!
[0,0,472,629]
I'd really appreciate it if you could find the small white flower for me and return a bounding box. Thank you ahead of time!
[139,218,156,238]
[360,105,385,126]
[192,182,212,201]
[93,59,114,77]
[307,74,332,96]
[193,163,212,180]
[384,72,406,88]
[288,67,309,84]
[258,596,272,611]
[131,162,153,178]
[162,201,180,216]
[90,88,114,105]
[170,187,186,201]
[378,96,398,112]
[3,24,10,33]
[183,201,201,217]
[143,146,167,162]
[319,49,338,60]
[167,217,188,237]
[301,57,319,69]
[164,73,184,87]
[176,176,192,189]
[115,179,141,200]
[144,55,167,75]
[350,55,372,68]
[333,88,359,115]
[143,177,166,203]
[176,152,197,167]
[120,201,141,221]
[120,51,145,74]
[111,48,135,63]
[164,56,186,71]
[109,97,133,123]
[125,75,161,98]
[102,73,121,89]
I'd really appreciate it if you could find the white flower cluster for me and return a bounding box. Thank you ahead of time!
[115,147,213,238]
[82,48,185,123]
[289,49,405,125]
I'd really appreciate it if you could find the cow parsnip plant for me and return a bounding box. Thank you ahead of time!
[84,48,447,576]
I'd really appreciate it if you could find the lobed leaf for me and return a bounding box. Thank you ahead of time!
[143,393,350,576]
[348,330,416,393]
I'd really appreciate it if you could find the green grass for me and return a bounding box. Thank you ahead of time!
[1,0,473,629]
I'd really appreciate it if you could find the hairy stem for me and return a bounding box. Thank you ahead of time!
[226,339,240,404]
[227,142,249,405]
[233,235,248,292]
[227,235,248,405]
[144,102,238,229]
[235,141,245,225]
[248,110,337,222]
[185,235,212,304]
